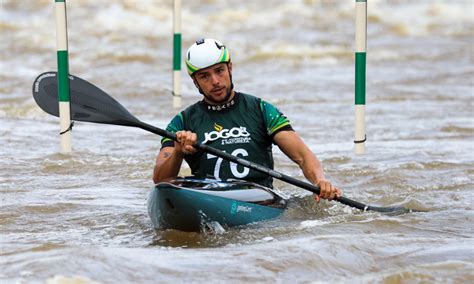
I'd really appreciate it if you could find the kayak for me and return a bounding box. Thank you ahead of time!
[147,178,287,232]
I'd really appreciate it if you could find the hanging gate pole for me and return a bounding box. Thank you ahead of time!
[55,0,72,153]
[354,0,367,154]
[172,0,182,108]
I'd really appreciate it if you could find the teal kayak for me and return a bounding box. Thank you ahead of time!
[147,178,287,232]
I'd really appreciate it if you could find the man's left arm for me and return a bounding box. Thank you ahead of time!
[273,131,341,200]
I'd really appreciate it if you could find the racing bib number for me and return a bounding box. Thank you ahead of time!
[207,148,250,180]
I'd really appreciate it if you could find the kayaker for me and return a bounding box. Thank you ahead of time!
[153,38,342,201]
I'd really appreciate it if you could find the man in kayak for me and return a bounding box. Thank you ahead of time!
[153,38,341,201]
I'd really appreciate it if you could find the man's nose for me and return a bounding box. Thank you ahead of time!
[210,73,220,85]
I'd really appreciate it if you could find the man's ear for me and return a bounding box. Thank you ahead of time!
[228,62,233,74]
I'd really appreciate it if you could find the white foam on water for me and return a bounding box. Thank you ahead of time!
[45,275,102,284]
[298,219,329,229]
[261,236,274,242]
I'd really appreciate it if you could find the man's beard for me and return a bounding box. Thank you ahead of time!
[203,84,233,105]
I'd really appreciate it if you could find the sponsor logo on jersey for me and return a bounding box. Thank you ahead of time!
[214,123,223,132]
[202,125,251,145]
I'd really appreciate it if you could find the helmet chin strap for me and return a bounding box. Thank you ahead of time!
[192,79,205,95]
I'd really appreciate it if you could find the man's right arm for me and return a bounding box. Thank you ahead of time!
[152,131,197,184]
[153,146,185,184]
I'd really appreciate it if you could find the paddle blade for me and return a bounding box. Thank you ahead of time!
[32,72,140,127]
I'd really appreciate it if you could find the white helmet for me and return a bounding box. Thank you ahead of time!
[185,38,231,76]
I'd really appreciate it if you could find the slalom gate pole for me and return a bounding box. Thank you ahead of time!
[172,0,182,108]
[354,0,367,154]
[55,0,72,153]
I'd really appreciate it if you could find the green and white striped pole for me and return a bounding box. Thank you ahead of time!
[55,0,72,153]
[354,0,367,154]
[172,0,182,108]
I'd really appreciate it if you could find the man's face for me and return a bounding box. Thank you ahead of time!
[193,62,233,105]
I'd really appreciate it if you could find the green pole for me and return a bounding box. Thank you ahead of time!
[355,0,367,154]
[173,0,182,108]
[55,0,72,153]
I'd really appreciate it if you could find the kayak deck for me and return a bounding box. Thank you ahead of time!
[148,178,287,232]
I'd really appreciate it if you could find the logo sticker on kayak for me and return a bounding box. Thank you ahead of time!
[230,201,252,214]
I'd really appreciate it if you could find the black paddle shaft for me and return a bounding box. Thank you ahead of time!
[32,71,415,214]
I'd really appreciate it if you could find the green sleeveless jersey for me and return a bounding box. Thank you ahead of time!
[161,92,293,188]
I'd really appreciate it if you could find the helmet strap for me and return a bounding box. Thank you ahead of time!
[192,77,205,95]
[228,62,234,91]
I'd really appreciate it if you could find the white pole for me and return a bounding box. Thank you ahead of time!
[354,0,367,154]
[173,0,182,108]
[55,0,72,153]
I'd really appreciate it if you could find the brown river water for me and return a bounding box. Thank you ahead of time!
[1,0,473,283]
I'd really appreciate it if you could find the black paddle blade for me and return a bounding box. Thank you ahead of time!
[32,72,140,127]
[336,196,424,215]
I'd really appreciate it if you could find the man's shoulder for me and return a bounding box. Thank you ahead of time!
[237,92,264,109]
[166,101,202,127]
[238,92,261,101]
[180,100,203,115]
